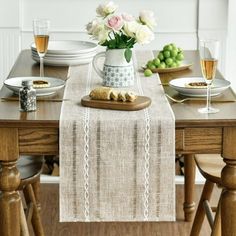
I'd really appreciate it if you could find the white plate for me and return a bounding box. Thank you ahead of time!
[31,40,97,55]
[169,77,231,97]
[31,50,97,59]
[4,77,65,96]
[31,55,93,66]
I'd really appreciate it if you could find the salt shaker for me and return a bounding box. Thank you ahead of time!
[19,80,37,111]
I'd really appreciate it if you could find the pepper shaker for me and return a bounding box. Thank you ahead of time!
[19,80,37,112]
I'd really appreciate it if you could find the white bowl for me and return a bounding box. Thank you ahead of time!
[4,77,65,96]
[169,77,231,97]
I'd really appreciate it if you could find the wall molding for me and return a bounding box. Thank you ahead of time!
[0,26,20,29]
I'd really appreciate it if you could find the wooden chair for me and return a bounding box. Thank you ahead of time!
[17,155,45,236]
[190,154,224,236]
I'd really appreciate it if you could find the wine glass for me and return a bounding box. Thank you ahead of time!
[198,39,220,114]
[33,19,50,77]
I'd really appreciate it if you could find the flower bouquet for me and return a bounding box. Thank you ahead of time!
[86,1,156,62]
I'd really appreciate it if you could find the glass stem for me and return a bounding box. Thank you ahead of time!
[40,57,44,77]
[206,83,211,111]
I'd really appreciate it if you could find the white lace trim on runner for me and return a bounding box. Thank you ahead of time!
[133,52,151,221]
[83,63,92,221]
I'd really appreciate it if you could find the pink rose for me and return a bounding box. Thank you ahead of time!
[107,15,124,31]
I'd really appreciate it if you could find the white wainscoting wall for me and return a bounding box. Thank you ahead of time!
[0,28,20,83]
[0,0,233,90]
[20,0,198,50]
[226,0,236,90]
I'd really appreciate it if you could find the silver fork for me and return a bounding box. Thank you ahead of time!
[165,93,236,103]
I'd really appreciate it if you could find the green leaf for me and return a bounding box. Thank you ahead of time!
[118,42,126,49]
[108,39,117,49]
[122,34,130,42]
[115,34,120,45]
[127,38,136,48]
[124,48,132,63]
[101,41,109,47]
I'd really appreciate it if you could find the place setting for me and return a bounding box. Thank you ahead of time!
[3,76,66,97]
[1,19,64,104]
[2,19,98,104]
[164,76,235,104]
[158,40,236,108]
[139,40,235,111]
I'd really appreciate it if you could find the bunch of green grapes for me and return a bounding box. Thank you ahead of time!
[144,43,184,77]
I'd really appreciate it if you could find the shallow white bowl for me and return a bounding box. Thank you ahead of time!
[4,77,65,96]
[169,77,231,97]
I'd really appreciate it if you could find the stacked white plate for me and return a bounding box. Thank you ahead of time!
[31,40,97,66]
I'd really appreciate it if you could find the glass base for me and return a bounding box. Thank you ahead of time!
[198,106,219,114]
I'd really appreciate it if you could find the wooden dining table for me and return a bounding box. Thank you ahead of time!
[0,50,236,236]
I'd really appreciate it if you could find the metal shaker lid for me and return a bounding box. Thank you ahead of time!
[21,80,33,87]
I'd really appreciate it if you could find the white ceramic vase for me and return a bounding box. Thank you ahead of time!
[92,49,134,88]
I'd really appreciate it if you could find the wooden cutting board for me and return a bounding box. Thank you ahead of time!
[81,95,151,111]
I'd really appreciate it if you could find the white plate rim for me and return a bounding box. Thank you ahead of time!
[31,52,96,60]
[31,50,96,59]
[31,40,98,55]
[169,77,231,97]
[4,76,65,96]
[31,56,92,66]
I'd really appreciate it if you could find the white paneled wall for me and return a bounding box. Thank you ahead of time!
[20,0,198,50]
[0,28,20,85]
[21,0,198,31]
[226,0,236,90]
[0,0,21,85]
[0,0,232,88]
[198,0,228,75]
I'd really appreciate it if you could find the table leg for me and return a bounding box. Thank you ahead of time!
[0,128,21,236]
[221,127,236,236]
[184,154,196,222]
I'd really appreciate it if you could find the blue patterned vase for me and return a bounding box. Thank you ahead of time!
[93,49,134,88]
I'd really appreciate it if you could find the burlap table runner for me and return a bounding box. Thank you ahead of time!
[60,50,175,222]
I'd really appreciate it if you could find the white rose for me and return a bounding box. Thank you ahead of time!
[86,19,110,44]
[139,10,157,30]
[96,1,118,17]
[98,28,109,44]
[96,4,106,17]
[135,25,154,44]
[92,24,105,37]
[123,21,139,38]
[86,19,100,35]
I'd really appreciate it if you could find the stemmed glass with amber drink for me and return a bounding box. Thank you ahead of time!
[33,19,50,77]
[198,39,220,114]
